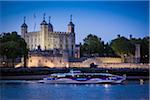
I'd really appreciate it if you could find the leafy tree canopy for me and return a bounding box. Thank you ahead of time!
[0,32,28,67]
[80,34,104,57]
[110,36,134,56]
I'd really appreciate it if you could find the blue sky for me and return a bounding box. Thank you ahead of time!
[0,1,149,44]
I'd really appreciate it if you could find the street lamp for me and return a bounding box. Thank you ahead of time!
[2,61,6,67]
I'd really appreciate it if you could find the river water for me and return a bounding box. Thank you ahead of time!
[0,80,149,100]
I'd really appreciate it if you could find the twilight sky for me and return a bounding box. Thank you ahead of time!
[0,1,149,44]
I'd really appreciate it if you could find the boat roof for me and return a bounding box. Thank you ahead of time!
[51,72,116,76]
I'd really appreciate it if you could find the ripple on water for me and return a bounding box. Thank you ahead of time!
[0,80,149,100]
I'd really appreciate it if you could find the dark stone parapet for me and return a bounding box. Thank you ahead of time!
[0,67,149,79]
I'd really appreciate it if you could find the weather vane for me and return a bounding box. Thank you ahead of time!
[24,16,26,23]
[49,16,51,23]
[70,14,72,22]
[43,13,46,20]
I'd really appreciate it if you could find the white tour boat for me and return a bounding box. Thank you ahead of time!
[38,70,126,84]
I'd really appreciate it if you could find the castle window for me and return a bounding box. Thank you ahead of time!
[72,51,74,56]
[60,60,61,63]
[31,45,33,49]
[30,60,32,63]
[66,44,68,49]
[66,39,68,43]
[45,60,47,63]
[60,44,62,48]
[39,60,41,62]
[51,60,53,62]
[72,39,74,43]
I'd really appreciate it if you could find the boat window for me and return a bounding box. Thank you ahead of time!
[65,75,72,78]
[75,75,87,78]
[90,75,109,78]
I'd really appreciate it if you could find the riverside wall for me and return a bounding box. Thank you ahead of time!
[13,56,149,69]
[0,56,149,68]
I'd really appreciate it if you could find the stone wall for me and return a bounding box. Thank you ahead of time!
[26,56,68,68]
[69,57,122,67]
[12,56,149,69]
[68,57,149,68]
[96,57,122,63]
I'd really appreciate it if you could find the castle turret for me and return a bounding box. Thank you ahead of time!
[67,15,75,58]
[40,13,48,26]
[21,17,28,39]
[40,13,48,50]
[48,16,53,32]
[68,15,74,33]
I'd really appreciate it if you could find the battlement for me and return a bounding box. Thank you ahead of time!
[51,31,70,34]
[27,31,39,35]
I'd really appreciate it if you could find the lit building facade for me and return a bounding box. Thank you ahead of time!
[21,14,75,58]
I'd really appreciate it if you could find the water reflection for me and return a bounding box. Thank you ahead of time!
[103,84,110,88]
[0,80,149,100]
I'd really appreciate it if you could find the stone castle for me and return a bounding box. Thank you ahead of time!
[19,14,142,68]
[0,14,145,68]
[21,14,75,58]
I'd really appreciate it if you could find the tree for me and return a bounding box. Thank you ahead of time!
[140,37,149,63]
[110,36,134,61]
[0,32,28,67]
[80,34,104,57]
[103,42,116,57]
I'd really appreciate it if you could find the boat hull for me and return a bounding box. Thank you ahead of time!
[38,77,126,84]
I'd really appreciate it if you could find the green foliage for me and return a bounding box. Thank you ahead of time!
[110,36,149,63]
[0,32,28,67]
[103,43,116,57]
[80,34,117,57]
[110,36,134,56]
[80,33,149,63]
[80,34,104,57]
